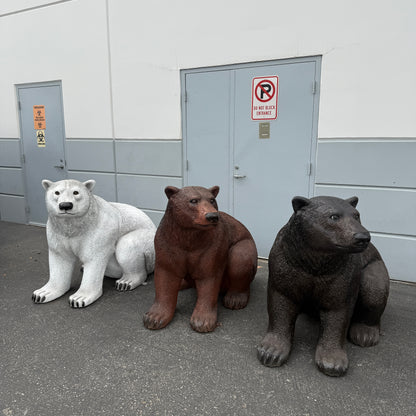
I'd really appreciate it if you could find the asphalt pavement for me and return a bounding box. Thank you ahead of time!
[0,221,415,416]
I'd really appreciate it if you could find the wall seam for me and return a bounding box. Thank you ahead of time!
[0,193,24,197]
[318,138,416,143]
[315,184,416,192]
[105,0,118,201]
[0,0,73,18]
[371,232,416,240]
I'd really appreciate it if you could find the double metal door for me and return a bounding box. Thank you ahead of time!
[183,58,320,257]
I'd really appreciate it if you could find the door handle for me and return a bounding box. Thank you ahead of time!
[233,174,246,179]
[54,164,64,169]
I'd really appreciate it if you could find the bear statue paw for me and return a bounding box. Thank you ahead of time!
[190,310,218,333]
[223,291,249,310]
[315,345,348,377]
[115,280,133,291]
[68,289,102,308]
[257,333,291,367]
[349,322,380,347]
[32,290,49,303]
[143,305,172,330]
[32,284,69,304]
[115,274,146,292]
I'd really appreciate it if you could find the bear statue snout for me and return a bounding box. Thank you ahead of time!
[59,202,73,211]
[353,232,371,247]
[205,212,219,224]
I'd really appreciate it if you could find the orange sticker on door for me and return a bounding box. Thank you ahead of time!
[33,105,46,129]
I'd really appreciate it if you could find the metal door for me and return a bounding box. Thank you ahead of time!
[233,61,318,256]
[184,70,233,212]
[17,82,67,225]
[183,58,320,257]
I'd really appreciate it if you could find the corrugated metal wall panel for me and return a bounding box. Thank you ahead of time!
[66,139,115,172]
[371,234,416,283]
[0,167,25,195]
[0,195,26,223]
[68,171,116,202]
[0,139,21,167]
[115,140,182,176]
[117,174,182,212]
[316,140,416,188]
[315,185,416,236]
[315,139,416,282]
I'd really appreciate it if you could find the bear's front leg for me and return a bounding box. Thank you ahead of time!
[68,256,109,308]
[143,266,182,330]
[190,277,223,333]
[315,308,350,377]
[32,249,76,303]
[257,290,298,367]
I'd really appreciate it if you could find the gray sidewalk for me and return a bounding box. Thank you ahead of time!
[1,221,415,416]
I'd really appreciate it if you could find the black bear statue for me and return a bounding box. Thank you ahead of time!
[257,195,390,377]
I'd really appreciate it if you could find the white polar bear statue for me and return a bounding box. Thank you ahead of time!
[32,179,156,308]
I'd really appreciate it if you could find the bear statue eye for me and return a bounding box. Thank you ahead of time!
[55,191,60,196]
[330,214,340,221]
[210,198,216,204]
[353,213,360,220]
[190,199,198,204]
[73,191,79,195]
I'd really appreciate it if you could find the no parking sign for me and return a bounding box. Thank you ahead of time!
[251,76,278,120]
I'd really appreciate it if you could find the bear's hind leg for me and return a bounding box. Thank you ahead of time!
[114,230,155,291]
[223,239,257,310]
[349,259,389,347]
[115,253,147,291]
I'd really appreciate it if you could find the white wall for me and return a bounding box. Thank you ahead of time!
[108,0,416,139]
[0,0,112,139]
[1,0,415,140]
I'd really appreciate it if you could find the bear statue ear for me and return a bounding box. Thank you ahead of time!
[292,196,311,213]
[345,196,359,208]
[83,180,96,191]
[42,179,53,190]
[209,186,220,198]
[165,186,180,199]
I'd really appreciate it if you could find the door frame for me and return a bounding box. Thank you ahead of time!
[180,56,322,200]
[16,80,67,224]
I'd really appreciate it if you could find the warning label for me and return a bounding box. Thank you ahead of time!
[251,76,278,120]
[33,105,46,130]
[36,130,46,147]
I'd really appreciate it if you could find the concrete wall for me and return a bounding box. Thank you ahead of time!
[1,0,414,140]
[0,0,415,281]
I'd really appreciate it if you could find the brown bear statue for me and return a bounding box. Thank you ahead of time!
[257,195,390,377]
[143,185,258,333]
